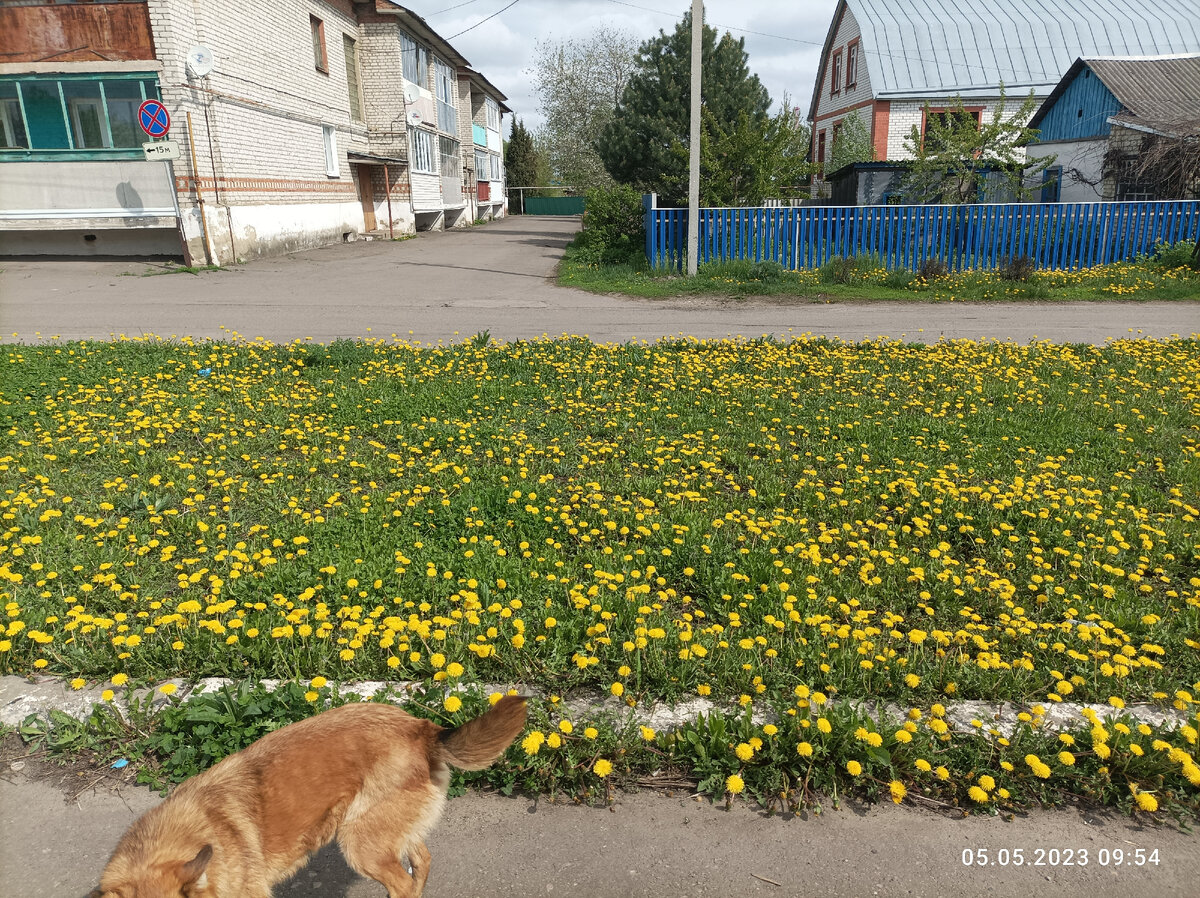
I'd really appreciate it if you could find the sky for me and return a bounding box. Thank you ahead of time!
[398,0,841,131]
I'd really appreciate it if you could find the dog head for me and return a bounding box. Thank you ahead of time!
[89,844,212,898]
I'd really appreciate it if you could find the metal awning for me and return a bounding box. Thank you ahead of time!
[347,151,407,166]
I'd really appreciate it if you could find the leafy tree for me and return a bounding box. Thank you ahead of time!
[900,87,1052,204]
[669,101,811,206]
[828,109,875,174]
[531,26,638,189]
[599,10,770,201]
[503,119,540,212]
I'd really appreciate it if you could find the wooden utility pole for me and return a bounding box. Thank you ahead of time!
[687,0,702,276]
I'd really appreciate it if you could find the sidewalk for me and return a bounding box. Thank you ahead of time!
[4,755,1198,898]
[2,216,1197,346]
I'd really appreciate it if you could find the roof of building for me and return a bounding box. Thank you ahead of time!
[1030,54,1200,135]
[809,0,1200,120]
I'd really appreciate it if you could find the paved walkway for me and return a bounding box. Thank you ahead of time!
[2,216,1197,345]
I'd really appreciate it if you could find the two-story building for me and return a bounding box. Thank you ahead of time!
[807,0,1200,202]
[0,0,510,261]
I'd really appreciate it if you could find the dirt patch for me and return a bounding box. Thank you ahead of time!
[0,733,140,802]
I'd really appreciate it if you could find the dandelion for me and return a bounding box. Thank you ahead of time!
[70,678,86,690]
[889,780,906,804]
[977,775,996,791]
[305,690,319,702]
[594,759,613,777]
[610,682,624,697]
[522,731,545,755]
[726,774,745,794]
[310,676,327,689]
[797,741,813,758]
[101,689,115,702]
[1024,754,1051,778]
[1132,787,1158,812]
[443,695,463,713]
[584,727,599,740]
[1058,751,1076,766]
[847,760,863,776]
[915,759,932,773]
[968,786,990,803]
[640,726,656,741]
[559,720,573,734]
[158,683,178,696]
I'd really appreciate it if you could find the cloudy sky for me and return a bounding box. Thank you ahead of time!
[398,0,840,130]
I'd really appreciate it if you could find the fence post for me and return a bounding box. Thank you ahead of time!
[643,193,657,268]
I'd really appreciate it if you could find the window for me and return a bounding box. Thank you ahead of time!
[830,50,842,96]
[1041,165,1062,203]
[343,35,363,121]
[475,149,491,180]
[922,107,981,151]
[322,124,338,177]
[817,129,826,170]
[485,97,501,132]
[311,16,328,72]
[0,74,159,160]
[410,127,435,173]
[435,58,456,133]
[401,33,429,87]
[846,41,859,89]
[0,98,27,149]
[439,135,459,178]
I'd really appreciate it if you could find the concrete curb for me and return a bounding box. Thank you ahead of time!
[2,675,1192,739]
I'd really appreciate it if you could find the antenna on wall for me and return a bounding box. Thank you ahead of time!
[186,45,215,78]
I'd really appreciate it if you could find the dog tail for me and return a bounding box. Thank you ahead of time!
[437,695,528,771]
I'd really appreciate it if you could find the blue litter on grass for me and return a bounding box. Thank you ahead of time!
[197,368,212,377]
[112,759,129,769]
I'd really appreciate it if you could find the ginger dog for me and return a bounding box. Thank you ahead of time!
[89,695,527,898]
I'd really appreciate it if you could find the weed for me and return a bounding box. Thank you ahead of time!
[998,255,1037,281]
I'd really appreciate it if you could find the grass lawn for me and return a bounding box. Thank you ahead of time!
[557,242,1200,302]
[3,334,1199,814]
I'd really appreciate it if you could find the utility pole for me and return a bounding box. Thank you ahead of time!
[686,0,702,276]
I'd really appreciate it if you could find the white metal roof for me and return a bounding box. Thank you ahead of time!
[839,0,1200,99]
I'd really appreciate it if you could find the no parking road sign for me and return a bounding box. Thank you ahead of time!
[138,100,171,138]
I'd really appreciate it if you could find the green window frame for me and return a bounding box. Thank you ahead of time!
[0,72,161,162]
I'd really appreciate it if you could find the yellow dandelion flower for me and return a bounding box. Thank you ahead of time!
[847,760,863,776]
[594,758,613,777]
[889,780,907,804]
[444,695,463,713]
[968,786,990,803]
[735,742,754,761]
[726,774,745,794]
[70,678,86,690]
[797,741,813,757]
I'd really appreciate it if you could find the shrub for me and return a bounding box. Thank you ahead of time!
[1148,239,1199,270]
[748,260,787,282]
[918,258,948,281]
[581,184,646,265]
[885,267,919,289]
[998,254,1037,281]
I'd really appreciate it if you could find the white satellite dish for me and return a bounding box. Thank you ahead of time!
[407,109,423,125]
[186,45,215,78]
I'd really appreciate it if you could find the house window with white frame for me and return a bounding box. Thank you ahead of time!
[0,97,27,148]
[400,33,429,87]
[830,50,842,96]
[322,124,339,177]
[410,127,436,173]
[475,148,490,180]
[485,97,501,132]
[435,58,456,133]
[846,41,859,89]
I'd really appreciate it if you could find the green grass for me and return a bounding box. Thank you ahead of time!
[558,240,1200,302]
[3,333,1199,817]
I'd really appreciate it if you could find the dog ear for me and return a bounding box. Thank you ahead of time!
[180,844,212,888]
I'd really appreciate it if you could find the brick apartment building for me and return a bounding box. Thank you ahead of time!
[0,0,510,262]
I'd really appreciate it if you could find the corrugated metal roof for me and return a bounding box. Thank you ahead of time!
[1086,55,1200,132]
[849,0,1200,98]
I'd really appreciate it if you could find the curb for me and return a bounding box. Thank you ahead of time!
[2,675,1193,739]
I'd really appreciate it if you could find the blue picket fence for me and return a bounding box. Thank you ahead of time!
[643,199,1200,272]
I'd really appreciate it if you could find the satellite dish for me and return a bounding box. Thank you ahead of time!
[186,45,215,78]
[407,109,423,126]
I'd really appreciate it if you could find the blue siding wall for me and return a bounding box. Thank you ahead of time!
[1035,65,1123,142]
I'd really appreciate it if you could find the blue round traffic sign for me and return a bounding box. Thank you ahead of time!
[138,100,171,138]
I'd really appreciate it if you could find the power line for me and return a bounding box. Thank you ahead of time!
[429,0,487,15]
[447,0,521,39]
[603,0,1064,84]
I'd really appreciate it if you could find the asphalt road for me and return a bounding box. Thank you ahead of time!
[1,215,1197,345]
[4,763,1199,898]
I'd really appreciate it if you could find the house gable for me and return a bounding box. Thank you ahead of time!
[1031,63,1122,143]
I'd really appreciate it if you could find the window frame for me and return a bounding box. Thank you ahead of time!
[434,57,456,134]
[410,127,436,174]
[322,124,339,177]
[311,15,328,74]
[920,106,983,151]
[343,34,363,122]
[830,49,843,96]
[400,32,429,88]
[0,73,159,161]
[485,97,501,132]
[845,40,859,90]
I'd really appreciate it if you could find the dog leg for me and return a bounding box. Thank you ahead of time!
[407,839,431,896]
[340,830,426,898]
